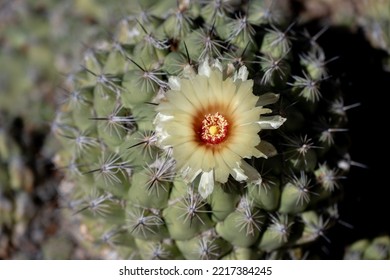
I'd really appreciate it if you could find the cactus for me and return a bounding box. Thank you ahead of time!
[355,0,390,49]
[0,0,123,123]
[0,0,123,259]
[355,0,390,70]
[297,0,390,70]
[53,0,355,259]
[344,236,390,260]
[0,111,55,259]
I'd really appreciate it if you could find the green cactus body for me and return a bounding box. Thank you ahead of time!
[344,236,390,260]
[54,0,353,259]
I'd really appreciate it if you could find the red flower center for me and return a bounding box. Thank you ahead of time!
[200,112,229,144]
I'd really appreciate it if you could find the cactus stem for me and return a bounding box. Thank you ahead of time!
[196,236,220,260]
[289,170,315,206]
[145,158,175,196]
[86,153,132,186]
[177,189,209,226]
[127,207,164,238]
[236,196,263,236]
[147,242,171,260]
[269,214,294,243]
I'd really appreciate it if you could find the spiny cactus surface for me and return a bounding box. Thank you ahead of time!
[344,235,390,260]
[53,0,355,259]
[356,0,390,70]
[0,0,126,259]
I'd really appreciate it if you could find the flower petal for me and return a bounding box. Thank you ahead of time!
[226,134,260,158]
[180,79,205,111]
[258,115,287,129]
[232,165,248,181]
[198,170,214,198]
[240,160,262,185]
[200,147,215,172]
[256,92,280,107]
[198,58,211,77]
[234,107,263,126]
[168,76,181,90]
[208,70,227,103]
[230,80,257,113]
[181,166,202,184]
[166,91,198,115]
[256,140,278,158]
[233,65,249,81]
[213,151,232,183]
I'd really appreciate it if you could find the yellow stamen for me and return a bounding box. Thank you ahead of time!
[200,112,228,144]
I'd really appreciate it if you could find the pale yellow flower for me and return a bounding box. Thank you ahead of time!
[155,59,285,198]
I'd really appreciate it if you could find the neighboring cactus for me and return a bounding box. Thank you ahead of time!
[355,0,390,70]
[0,0,122,124]
[0,0,122,259]
[297,0,390,70]
[0,112,57,259]
[53,0,354,259]
[355,0,390,48]
[344,236,390,260]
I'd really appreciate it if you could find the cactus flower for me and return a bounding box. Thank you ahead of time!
[155,59,285,198]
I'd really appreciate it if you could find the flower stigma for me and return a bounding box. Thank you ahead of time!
[200,112,228,144]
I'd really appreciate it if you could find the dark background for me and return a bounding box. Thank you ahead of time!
[295,17,390,258]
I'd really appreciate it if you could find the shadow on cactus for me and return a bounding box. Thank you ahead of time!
[53,0,357,259]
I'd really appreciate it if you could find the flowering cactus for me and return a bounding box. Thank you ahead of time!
[53,0,354,259]
[155,59,285,198]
